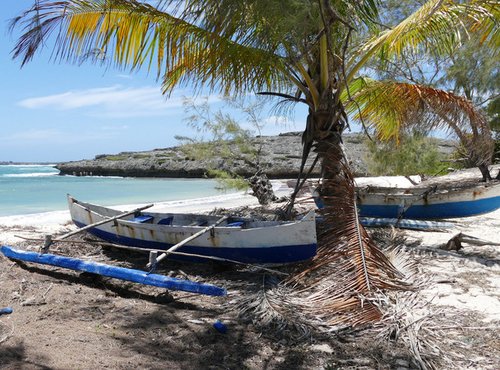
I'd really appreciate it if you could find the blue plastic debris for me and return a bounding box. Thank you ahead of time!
[0,307,13,316]
[213,320,227,334]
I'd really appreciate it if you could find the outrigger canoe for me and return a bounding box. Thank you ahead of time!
[67,195,317,264]
[314,180,500,219]
[356,181,500,219]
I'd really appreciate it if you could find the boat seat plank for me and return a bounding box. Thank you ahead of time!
[189,220,208,226]
[227,221,245,227]
[158,217,173,225]
[131,215,154,223]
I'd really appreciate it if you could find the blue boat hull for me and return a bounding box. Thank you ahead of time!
[315,182,500,220]
[76,221,317,264]
[358,195,500,219]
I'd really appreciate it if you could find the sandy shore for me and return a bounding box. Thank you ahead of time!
[1,181,499,369]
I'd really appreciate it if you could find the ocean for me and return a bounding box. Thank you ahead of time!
[0,165,226,217]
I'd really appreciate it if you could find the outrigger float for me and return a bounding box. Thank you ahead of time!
[0,245,226,296]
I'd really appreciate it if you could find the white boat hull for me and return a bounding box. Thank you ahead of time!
[68,196,317,264]
[356,182,500,219]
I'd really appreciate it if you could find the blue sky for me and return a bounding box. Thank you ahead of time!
[0,1,305,163]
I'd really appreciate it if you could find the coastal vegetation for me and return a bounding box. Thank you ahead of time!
[11,1,498,183]
[365,132,449,176]
[10,0,499,362]
[177,97,264,193]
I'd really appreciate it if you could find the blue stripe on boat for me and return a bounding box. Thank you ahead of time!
[359,195,500,219]
[75,221,317,264]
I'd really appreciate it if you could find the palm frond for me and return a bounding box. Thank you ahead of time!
[470,0,500,48]
[236,276,312,341]
[236,148,409,332]
[11,0,290,96]
[285,148,408,328]
[346,79,494,166]
[346,79,485,136]
[348,0,499,81]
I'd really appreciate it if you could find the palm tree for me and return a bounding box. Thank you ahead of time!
[11,0,499,327]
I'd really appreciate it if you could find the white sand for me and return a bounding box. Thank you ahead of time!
[403,208,500,322]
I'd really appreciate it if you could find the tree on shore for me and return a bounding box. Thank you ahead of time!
[178,96,280,205]
[11,0,499,329]
[360,0,500,178]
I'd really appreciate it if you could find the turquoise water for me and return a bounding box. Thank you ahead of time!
[0,165,225,216]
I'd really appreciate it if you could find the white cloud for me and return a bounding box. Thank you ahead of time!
[5,129,62,141]
[18,86,223,119]
[4,128,112,144]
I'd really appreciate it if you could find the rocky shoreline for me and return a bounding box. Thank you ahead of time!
[55,132,455,178]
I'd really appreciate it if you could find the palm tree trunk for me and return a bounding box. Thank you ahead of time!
[308,109,347,198]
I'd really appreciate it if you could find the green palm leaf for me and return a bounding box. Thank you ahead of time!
[347,0,499,82]
[346,79,494,166]
[11,0,290,96]
[347,79,488,137]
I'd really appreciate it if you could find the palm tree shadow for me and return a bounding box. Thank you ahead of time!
[0,341,52,370]
[12,260,207,310]
[114,308,259,369]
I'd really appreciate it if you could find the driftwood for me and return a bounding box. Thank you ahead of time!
[440,232,500,251]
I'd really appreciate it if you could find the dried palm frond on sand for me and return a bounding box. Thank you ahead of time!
[234,150,470,368]
[236,229,466,369]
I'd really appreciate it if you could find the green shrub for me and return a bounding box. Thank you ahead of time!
[132,154,151,159]
[104,155,127,161]
[365,133,449,176]
[175,96,269,193]
[206,169,248,191]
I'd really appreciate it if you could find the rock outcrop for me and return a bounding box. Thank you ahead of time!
[56,132,455,178]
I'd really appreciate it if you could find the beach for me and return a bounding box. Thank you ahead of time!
[1,186,499,369]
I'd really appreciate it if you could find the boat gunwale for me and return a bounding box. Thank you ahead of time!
[357,181,500,197]
[68,196,315,234]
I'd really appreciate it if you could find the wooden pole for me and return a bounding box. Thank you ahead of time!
[147,216,228,269]
[40,203,154,253]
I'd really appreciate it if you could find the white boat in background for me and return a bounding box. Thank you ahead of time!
[312,167,500,219]
[355,181,500,219]
[67,195,317,264]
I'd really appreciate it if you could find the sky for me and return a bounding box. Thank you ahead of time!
[0,1,306,163]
